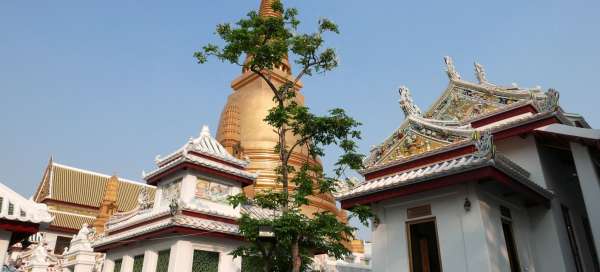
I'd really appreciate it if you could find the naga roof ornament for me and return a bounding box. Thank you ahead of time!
[474,62,489,85]
[398,86,422,117]
[535,88,560,112]
[444,56,461,80]
[472,130,495,159]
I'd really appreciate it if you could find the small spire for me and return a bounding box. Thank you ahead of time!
[200,125,211,137]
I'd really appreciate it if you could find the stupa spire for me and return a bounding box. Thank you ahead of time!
[243,0,291,74]
[259,0,281,18]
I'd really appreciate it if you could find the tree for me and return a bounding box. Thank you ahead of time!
[195,1,372,271]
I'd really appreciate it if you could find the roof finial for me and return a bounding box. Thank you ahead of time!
[474,62,488,84]
[200,125,211,137]
[444,56,461,80]
[259,0,282,18]
[398,86,422,117]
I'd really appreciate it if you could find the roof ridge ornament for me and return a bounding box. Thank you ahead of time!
[473,130,495,159]
[536,88,560,112]
[200,125,211,137]
[474,62,489,84]
[444,56,461,80]
[398,86,422,117]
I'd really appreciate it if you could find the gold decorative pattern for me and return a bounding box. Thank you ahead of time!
[379,131,447,165]
[259,0,280,17]
[217,104,242,157]
[429,86,519,122]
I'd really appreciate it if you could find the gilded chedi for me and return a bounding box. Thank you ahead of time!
[216,0,341,218]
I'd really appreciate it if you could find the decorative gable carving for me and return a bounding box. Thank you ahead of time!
[427,86,520,122]
[378,129,448,165]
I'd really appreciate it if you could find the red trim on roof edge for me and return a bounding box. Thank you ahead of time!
[94,226,242,252]
[181,210,237,225]
[493,116,559,141]
[146,162,253,186]
[108,214,172,235]
[188,151,245,170]
[364,116,560,181]
[341,167,548,209]
[0,219,39,234]
[108,211,237,236]
[472,104,538,128]
[364,145,476,181]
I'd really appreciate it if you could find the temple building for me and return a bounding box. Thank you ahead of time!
[31,159,155,255]
[337,57,600,272]
[0,181,52,268]
[93,126,263,272]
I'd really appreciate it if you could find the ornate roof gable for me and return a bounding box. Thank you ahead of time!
[365,57,561,169]
[427,57,547,122]
[365,86,474,168]
[144,125,257,183]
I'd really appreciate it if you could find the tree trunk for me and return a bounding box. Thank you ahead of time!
[292,238,301,272]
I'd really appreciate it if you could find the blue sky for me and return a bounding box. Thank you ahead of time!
[1,1,599,239]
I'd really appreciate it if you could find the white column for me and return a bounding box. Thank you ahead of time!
[180,174,197,205]
[142,249,158,272]
[463,186,494,272]
[218,251,240,272]
[103,259,115,272]
[121,255,134,272]
[168,241,193,272]
[0,230,11,266]
[570,142,600,253]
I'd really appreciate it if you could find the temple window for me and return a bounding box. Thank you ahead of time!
[156,249,170,272]
[192,250,219,272]
[113,259,122,272]
[132,254,144,272]
[501,206,522,272]
[53,236,71,255]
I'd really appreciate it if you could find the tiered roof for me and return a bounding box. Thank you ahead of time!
[144,126,256,185]
[339,57,569,207]
[33,159,155,232]
[363,57,563,170]
[93,126,263,252]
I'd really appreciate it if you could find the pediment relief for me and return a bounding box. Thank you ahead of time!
[427,86,521,122]
[376,129,450,165]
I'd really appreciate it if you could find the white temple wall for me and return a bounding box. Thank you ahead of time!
[370,184,503,272]
[495,135,547,188]
[570,142,600,259]
[535,143,598,272]
[0,229,11,265]
[104,236,243,272]
[478,190,536,272]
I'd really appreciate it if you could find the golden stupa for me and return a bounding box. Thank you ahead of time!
[216,0,344,219]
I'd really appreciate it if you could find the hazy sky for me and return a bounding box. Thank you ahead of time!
[1,1,599,240]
